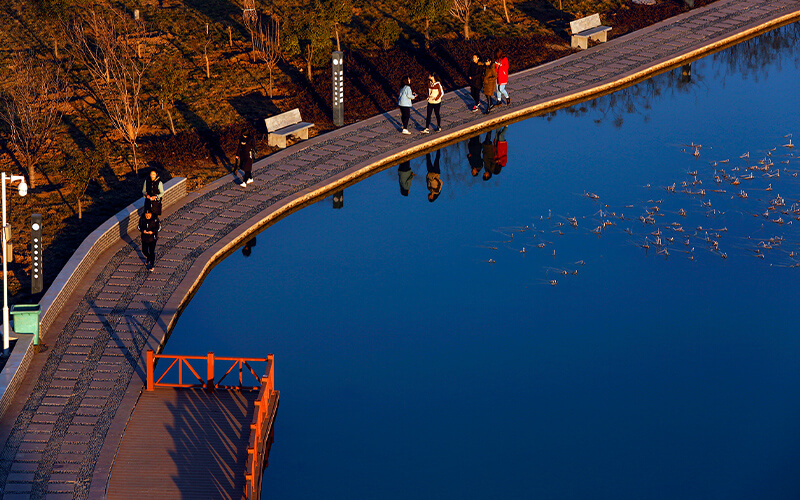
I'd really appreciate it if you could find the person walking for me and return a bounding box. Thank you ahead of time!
[426,150,442,202]
[142,169,164,216]
[495,49,510,106]
[398,75,417,135]
[468,54,484,112]
[138,208,161,271]
[482,57,498,114]
[234,128,256,187]
[422,73,444,134]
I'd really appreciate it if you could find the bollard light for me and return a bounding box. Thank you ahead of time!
[332,51,344,127]
[31,214,42,294]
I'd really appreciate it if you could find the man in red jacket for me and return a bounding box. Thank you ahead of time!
[494,49,510,106]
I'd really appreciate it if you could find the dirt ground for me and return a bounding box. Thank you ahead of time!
[0,0,715,304]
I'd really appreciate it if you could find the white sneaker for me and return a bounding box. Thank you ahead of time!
[401,129,411,135]
[421,128,430,134]
[246,178,253,184]
[240,182,247,187]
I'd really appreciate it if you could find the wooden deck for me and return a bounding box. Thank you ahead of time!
[107,387,278,499]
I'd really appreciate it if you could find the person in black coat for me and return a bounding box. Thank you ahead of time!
[142,169,164,215]
[234,129,256,187]
[468,54,484,112]
[139,209,161,271]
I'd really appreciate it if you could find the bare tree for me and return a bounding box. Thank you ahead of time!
[247,14,281,97]
[62,147,103,219]
[450,0,473,40]
[64,7,154,172]
[0,53,69,188]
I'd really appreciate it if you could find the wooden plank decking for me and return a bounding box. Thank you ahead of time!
[107,388,263,499]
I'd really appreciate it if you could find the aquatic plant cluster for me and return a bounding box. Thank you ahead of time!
[478,134,800,286]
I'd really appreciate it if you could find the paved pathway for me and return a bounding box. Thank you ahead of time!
[0,0,798,498]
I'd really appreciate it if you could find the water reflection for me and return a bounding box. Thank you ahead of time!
[425,151,442,202]
[242,237,257,257]
[397,160,414,196]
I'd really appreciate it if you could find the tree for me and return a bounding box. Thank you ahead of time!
[325,0,352,52]
[61,147,103,219]
[64,6,155,172]
[407,0,449,49]
[285,6,330,83]
[450,0,473,40]
[153,58,188,135]
[0,54,69,189]
[248,15,282,98]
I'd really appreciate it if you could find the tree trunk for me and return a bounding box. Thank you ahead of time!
[228,26,233,47]
[425,18,430,49]
[54,39,58,58]
[306,47,313,83]
[204,50,210,78]
[27,161,36,189]
[130,141,138,173]
[166,107,176,135]
[335,25,341,52]
[78,196,83,219]
[269,67,273,98]
[463,12,470,40]
[104,57,110,82]
[503,0,510,23]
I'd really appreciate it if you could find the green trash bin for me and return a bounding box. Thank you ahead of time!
[10,304,41,346]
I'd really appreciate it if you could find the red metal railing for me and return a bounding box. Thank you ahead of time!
[145,350,269,391]
[245,355,278,499]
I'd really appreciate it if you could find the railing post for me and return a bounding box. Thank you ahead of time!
[207,351,215,391]
[146,350,154,391]
[267,354,275,393]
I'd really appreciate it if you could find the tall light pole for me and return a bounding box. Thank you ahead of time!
[2,172,28,356]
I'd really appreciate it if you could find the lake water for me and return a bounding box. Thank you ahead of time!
[166,25,800,499]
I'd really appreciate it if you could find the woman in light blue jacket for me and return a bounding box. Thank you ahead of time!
[398,75,417,135]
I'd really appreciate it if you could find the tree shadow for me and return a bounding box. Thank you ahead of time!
[516,0,572,39]
[174,100,231,169]
[227,92,281,126]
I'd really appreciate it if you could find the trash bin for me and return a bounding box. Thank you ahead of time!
[10,304,41,346]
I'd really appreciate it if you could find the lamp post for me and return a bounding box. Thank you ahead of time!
[2,173,28,356]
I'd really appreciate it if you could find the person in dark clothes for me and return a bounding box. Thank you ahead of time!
[138,208,161,271]
[234,129,256,187]
[482,57,498,114]
[398,160,415,196]
[142,169,164,215]
[482,132,497,181]
[468,135,483,177]
[468,54,485,112]
[426,150,442,202]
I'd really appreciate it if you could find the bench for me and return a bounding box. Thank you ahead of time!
[264,109,314,149]
[570,13,611,50]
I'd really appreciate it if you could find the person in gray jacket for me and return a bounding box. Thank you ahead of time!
[398,160,415,196]
[398,75,417,135]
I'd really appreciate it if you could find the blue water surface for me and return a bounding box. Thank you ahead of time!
[167,25,800,499]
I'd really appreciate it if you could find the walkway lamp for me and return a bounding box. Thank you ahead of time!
[2,172,28,356]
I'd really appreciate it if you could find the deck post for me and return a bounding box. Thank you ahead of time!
[207,351,215,391]
[146,349,154,391]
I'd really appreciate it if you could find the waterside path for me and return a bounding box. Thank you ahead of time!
[0,0,799,497]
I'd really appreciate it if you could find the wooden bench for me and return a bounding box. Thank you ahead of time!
[570,14,611,50]
[264,109,314,149]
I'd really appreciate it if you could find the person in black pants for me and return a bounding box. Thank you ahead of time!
[468,54,484,112]
[235,129,256,187]
[139,209,161,271]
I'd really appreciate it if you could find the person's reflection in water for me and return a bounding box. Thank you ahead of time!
[482,132,497,181]
[242,237,257,257]
[398,160,415,197]
[468,135,483,177]
[494,125,508,176]
[426,150,442,202]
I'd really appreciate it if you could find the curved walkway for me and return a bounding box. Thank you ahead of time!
[0,0,799,498]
